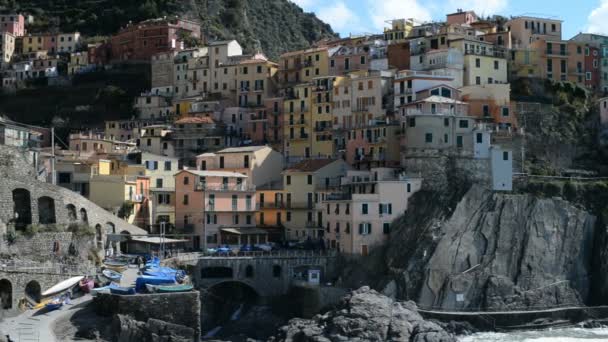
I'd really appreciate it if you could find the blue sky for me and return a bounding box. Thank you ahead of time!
[290,0,608,39]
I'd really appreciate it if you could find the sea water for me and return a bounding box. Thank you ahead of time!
[459,327,608,341]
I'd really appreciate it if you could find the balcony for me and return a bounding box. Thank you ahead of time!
[286,202,315,209]
[195,184,256,192]
[464,49,506,58]
[398,88,413,95]
[314,125,331,132]
[306,221,322,228]
[288,118,307,126]
[325,193,352,201]
[290,134,309,141]
[205,203,255,212]
[257,202,286,209]
[546,50,569,57]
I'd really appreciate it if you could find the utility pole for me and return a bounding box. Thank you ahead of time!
[51,126,56,185]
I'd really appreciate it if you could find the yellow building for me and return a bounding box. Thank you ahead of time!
[236,53,278,107]
[279,47,329,85]
[282,159,349,241]
[509,49,541,78]
[383,18,415,43]
[68,51,88,75]
[310,76,335,157]
[89,175,139,211]
[283,82,313,160]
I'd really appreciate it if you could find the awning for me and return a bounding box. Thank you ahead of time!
[220,227,269,235]
[130,236,189,245]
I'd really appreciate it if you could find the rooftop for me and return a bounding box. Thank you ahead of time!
[218,146,268,154]
[179,170,248,178]
[411,95,468,105]
[285,159,336,173]
[174,116,216,125]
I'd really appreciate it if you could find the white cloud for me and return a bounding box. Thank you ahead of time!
[366,0,432,31]
[445,0,508,17]
[587,0,608,35]
[316,2,360,33]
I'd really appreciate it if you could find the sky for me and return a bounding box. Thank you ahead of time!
[290,0,608,39]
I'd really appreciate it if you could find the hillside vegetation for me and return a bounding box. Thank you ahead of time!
[0,0,336,59]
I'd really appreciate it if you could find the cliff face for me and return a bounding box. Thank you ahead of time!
[386,186,597,311]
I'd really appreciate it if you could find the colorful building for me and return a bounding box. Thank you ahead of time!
[279,47,329,85]
[0,14,25,37]
[282,159,349,241]
[323,168,422,255]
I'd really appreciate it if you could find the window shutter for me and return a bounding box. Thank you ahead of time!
[378,203,382,215]
[359,223,363,235]
[368,223,372,234]
[388,204,392,214]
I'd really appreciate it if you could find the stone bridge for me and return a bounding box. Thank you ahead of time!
[0,146,146,250]
[180,251,338,298]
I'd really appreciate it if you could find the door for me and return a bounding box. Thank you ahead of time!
[361,244,368,256]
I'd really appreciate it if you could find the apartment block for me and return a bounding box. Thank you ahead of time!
[323,168,422,255]
[279,47,329,85]
[506,16,562,49]
[282,159,349,241]
[136,125,175,157]
[0,14,25,37]
[0,32,15,66]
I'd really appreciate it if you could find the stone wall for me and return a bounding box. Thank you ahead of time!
[93,292,201,340]
[0,232,94,263]
[0,145,146,243]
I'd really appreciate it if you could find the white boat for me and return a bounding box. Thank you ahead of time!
[41,276,84,297]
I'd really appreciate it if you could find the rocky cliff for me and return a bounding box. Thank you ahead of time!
[385,186,597,311]
[271,286,455,342]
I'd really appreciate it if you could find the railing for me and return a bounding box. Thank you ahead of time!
[257,202,286,209]
[205,203,255,212]
[305,221,321,228]
[195,184,256,191]
[175,249,338,261]
[464,49,506,58]
[399,88,413,95]
[286,202,315,209]
[325,193,352,201]
[546,49,569,56]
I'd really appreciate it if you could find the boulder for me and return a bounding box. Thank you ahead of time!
[272,287,455,342]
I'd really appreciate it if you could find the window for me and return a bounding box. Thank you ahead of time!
[476,76,481,85]
[287,211,292,221]
[586,72,592,81]
[475,58,480,68]
[494,60,499,70]
[459,120,469,128]
[503,151,509,161]
[286,175,291,185]
[183,195,189,205]
[408,118,416,127]
[502,107,509,117]
[361,55,366,65]
[307,175,312,185]
[359,223,371,235]
[219,156,224,168]
[156,179,163,188]
[164,161,171,171]
[383,223,390,234]
[361,203,368,215]
[456,136,463,148]
[425,133,433,143]
[244,155,249,168]
[183,176,189,185]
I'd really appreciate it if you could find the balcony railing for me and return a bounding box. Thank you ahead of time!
[305,221,322,228]
[325,193,352,201]
[464,49,506,58]
[205,203,255,211]
[286,202,315,209]
[546,49,569,57]
[195,184,256,191]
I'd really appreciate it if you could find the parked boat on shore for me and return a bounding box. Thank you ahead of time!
[101,269,123,282]
[41,276,84,297]
[145,284,193,293]
[91,282,119,296]
[45,297,64,311]
[110,286,136,295]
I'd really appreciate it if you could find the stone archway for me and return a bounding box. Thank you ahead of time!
[0,279,12,309]
[66,204,77,222]
[203,281,259,330]
[80,208,88,224]
[24,280,41,303]
[119,230,130,253]
[38,196,56,224]
[12,188,32,230]
[95,224,103,249]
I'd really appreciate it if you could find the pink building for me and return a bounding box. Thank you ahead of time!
[0,14,25,37]
[323,168,422,256]
[175,169,260,250]
[600,97,608,126]
[345,123,401,169]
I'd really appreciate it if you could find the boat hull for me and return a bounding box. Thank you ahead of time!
[41,276,84,297]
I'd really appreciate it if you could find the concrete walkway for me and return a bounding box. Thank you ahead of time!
[2,295,91,342]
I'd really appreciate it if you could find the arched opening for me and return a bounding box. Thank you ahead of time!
[12,188,32,230]
[95,224,103,249]
[272,265,282,278]
[245,265,254,278]
[201,267,233,279]
[66,204,77,222]
[24,280,41,303]
[119,230,130,253]
[79,208,88,224]
[37,196,56,224]
[0,279,12,309]
[106,222,115,234]
[203,281,259,335]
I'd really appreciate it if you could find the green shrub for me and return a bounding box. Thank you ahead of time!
[23,224,40,237]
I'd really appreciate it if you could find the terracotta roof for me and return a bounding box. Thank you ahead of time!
[174,116,215,124]
[286,159,336,172]
[280,47,328,58]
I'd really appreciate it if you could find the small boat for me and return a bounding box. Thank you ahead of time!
[110,286,136,295]
[45,297,64,311]
[146,284,193,293]
[135,275,175,292]
[102,269,123,282]
[42,276,84,297]
[33,298,52,310]
[91,282,119,296]
[104,260,128,272]
[79,278,94,293]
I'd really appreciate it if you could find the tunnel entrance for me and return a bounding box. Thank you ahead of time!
[202,281,259,336]
[25,280,41,303]
[0,279,12,309]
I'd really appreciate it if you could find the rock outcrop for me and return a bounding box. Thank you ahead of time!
[386,186,597,311]
[271,286,455,342]
[113,314,195,342]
